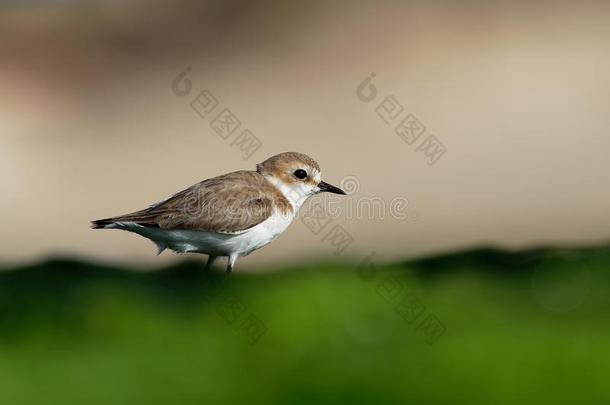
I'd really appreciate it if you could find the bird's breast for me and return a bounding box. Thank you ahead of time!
[236,210,294,255]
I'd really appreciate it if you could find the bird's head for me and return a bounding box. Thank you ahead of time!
[257,152,346,209]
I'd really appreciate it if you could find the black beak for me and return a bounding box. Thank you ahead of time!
[318,181,346,195]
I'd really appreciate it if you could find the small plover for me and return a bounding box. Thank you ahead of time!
[91,152,346,273]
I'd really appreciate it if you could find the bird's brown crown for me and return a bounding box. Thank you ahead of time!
[257,152,319,174]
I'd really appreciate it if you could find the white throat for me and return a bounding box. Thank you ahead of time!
[263,174,310,212]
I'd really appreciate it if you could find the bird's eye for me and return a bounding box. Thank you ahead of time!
[293,169,308,180]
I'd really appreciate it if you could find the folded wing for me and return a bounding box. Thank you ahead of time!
[91,171,274,234]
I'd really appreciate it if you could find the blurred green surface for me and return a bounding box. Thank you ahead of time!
[0,247,608,405]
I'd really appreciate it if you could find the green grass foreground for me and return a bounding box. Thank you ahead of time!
[0,247,609,405]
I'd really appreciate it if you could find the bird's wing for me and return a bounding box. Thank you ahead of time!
[95,171,275,234]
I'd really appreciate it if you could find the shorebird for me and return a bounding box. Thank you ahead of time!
[91,152,346,273]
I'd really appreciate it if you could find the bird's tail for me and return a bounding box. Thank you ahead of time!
[91,207,159,229]
[90,218,116,229]
[91,216,167,255]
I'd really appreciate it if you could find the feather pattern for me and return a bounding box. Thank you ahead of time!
[91,170,292,234]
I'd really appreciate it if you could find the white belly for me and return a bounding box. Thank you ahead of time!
[112,210,294,257]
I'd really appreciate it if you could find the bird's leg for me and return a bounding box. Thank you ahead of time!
[226,254,238,274]
[205,255,218,270]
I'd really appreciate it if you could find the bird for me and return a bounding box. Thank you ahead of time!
[91,152,346,273]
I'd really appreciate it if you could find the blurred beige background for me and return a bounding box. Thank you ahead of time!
[1,0,609,268]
